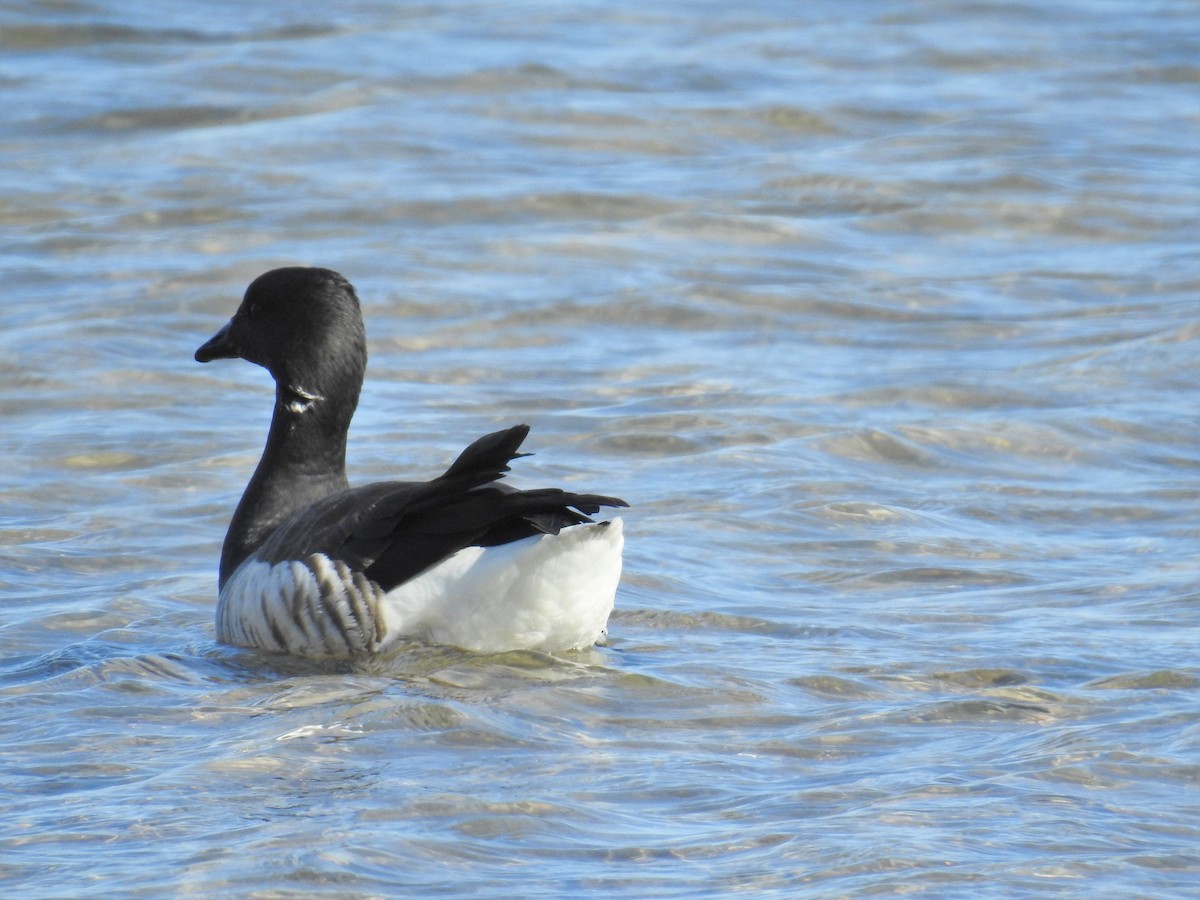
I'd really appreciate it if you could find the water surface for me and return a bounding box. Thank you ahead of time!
[2,2,1198,896]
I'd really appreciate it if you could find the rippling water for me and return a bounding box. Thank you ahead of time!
[2,2,1198,896]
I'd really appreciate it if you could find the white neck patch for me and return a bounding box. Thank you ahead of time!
[285,384,326,414]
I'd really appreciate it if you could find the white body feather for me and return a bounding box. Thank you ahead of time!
[217,518,623,657]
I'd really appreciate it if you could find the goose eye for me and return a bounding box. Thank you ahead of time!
[244,302,262,321]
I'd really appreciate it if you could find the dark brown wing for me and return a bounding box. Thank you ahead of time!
[250,425,628,590]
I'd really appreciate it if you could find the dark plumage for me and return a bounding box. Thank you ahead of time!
[195,266,627,657]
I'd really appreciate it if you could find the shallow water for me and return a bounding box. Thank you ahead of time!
[2,1,1198,896]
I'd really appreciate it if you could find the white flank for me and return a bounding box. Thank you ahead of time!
[215,518,624,657]
[379,518,624,654]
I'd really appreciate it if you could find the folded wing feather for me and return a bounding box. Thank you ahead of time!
[248,424,628,593]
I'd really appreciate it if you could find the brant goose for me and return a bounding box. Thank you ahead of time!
[195,267,626,657]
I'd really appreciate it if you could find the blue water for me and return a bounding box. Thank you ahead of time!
[2,2,1198,896]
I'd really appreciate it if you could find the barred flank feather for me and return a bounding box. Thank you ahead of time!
[217,554,385,657]
[215,520,622,657]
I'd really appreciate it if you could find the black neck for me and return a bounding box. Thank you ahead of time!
[217,386,354,587]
